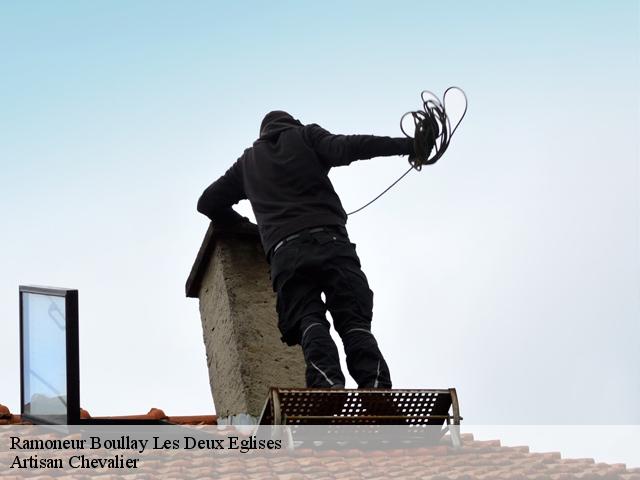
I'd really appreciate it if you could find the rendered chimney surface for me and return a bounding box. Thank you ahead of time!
[186,223,306,419]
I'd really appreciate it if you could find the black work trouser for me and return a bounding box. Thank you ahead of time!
[269,226,392,389]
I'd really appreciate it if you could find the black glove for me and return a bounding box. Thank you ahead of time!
[410,116,438,170]
[212,208,259,236]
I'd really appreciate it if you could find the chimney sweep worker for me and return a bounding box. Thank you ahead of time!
[197,110,422,389]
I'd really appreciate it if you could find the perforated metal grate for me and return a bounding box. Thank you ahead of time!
[259,388,460,427]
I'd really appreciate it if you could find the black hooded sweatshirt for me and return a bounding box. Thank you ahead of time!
[197,111,414,255]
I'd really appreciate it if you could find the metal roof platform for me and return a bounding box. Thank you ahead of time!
[258,387,462,447]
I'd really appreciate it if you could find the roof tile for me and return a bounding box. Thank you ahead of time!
[1,402,638,478]
[0,403,216,426]
[0,405,10,418]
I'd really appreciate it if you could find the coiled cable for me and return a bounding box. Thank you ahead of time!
[347,87,467,216]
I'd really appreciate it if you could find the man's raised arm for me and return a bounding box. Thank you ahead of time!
[303,123,414,167]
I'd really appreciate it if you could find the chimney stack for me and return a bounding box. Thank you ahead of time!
[186,222,306,421]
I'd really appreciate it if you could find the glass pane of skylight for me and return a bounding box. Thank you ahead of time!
[22,292,67,423]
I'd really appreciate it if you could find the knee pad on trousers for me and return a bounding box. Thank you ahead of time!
[300,322,328,346]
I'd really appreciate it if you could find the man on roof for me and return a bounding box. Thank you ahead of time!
[197,110,418,389]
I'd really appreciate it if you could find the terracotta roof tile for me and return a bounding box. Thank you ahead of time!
[0,403,216,425]
[1,403,637,478]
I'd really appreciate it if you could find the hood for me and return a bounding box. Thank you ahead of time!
[258,110,303,141]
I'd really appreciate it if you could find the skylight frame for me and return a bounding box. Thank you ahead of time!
[19,285,80,425]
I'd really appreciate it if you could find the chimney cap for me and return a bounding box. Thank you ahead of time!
[185,221,260,298]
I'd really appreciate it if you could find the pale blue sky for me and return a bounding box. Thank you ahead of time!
[1,1,638,424]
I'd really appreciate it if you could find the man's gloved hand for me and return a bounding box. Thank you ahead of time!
[213,208,259,236]
[410,116,438,170]
[231,215,259,236]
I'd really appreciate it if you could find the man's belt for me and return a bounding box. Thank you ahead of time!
[273,227,337,254]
